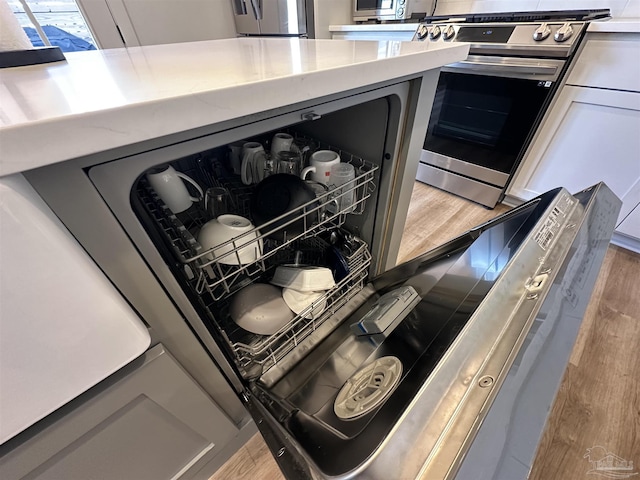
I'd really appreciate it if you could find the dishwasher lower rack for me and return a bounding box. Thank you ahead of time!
[205,235,372,380]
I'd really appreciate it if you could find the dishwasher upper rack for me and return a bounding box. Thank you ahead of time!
[138,143,379,300]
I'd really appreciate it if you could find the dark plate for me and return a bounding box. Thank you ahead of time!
[325,245,350,282]
[250,174,318,240]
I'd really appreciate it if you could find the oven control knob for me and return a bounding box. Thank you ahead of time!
[554,23,574,42]
[429,25,442,40]
[416,24,429,40]
[443,25,456,40]
[533,23,551,41]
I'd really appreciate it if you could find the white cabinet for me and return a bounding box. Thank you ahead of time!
[508,85,640,222]
[618,204,640,239]
[566,32,640,91]
[78,0,237,48]
[508,32,640,251]
[0,345,243,480]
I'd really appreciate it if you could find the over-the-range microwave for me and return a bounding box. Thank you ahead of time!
[353,0,433,22]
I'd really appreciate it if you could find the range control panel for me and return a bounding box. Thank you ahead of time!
[413,22,584,47]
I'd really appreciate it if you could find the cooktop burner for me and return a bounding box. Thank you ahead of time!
[422,8,611,24]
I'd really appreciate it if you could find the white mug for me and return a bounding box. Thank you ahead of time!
[241,142,265,185]
[300,150,341,185]
[147,165,203,213]
[228,141,245,175]
[270,133,294,157]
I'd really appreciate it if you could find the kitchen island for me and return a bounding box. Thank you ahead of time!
[0,37,468,176]
[0,38,469,480]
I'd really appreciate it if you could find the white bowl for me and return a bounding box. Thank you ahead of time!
[270,265,336,291]
[198,214,263,266]
[282,288,327,319]
[230,284,294,335]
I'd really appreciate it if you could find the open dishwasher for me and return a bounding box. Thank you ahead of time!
[23,77,621,479]
[130,134,621,479]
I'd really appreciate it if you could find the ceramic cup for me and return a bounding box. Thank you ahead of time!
[300,150,340,185]
[270,133,294,157]
[198,214,263,265]
[146,165,203,213]
[241,142,266,185]
[228,141,245,175]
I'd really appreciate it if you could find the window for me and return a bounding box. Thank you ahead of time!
[8,0,97,51]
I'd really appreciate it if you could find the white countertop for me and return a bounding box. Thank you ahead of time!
[588,18,640,33]
[0,37,467,177]
[329,23,419,31]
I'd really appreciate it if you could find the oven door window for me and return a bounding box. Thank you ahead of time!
[424,72,553,174]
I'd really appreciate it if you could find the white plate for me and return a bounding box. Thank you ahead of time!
[229,284,294,335]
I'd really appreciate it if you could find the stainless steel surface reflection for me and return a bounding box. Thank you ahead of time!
[262,199,543,475]
[255,183,621,480]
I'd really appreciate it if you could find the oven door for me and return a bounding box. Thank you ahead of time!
[419,56,565,207]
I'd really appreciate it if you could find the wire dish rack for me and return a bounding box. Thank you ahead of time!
[136,135,377,378]
[139,136,378,301]
[208,235,371,379]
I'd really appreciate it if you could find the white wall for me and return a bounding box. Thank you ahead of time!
[434,0,640,18]
[314,0,352,39]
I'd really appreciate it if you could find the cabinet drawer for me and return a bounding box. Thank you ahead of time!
[567,33,640,92]
[0,345,239,480]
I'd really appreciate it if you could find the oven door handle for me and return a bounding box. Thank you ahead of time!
[442,59,562,81]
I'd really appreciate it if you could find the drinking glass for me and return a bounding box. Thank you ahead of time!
[330,163,356,213]
[276,151,303,176]
[204,187,232,219]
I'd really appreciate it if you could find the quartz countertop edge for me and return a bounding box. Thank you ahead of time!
[587,18,640,33]
[0,38,468,177]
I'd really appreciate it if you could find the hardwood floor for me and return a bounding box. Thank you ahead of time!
[211,182,640,480]
[395,181,510,263]
[528,245,640,480]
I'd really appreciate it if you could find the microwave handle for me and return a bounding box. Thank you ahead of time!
[250,0,262,20]
[443,60,559,78]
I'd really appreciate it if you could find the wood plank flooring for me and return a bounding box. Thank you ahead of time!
[210,182,640,480]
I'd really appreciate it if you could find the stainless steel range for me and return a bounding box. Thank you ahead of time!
[413,9,611,208]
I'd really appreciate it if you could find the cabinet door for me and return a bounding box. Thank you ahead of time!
[89,0,236,47]
[0,345,239,480]
[508,85,640,229]
[617,203,640,239]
